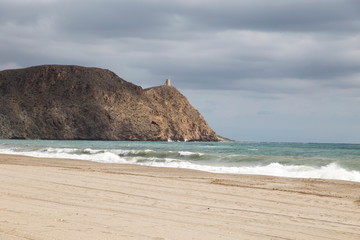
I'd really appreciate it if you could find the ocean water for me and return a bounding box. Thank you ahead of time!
[0,139,360,182]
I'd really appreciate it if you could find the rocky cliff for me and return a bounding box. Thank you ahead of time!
[0,65,219,141]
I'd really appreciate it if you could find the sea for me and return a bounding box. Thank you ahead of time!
[1,139,360,182]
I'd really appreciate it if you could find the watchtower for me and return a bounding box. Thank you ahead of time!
[165,78,171,86]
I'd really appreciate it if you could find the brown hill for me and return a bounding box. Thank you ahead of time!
[0,65,218,141]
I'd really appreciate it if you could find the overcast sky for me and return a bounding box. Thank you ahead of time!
[1,0,360,143]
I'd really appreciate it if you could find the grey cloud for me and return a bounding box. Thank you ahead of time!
[52,0,360,40]
[55,2,170,38]
[5,0,359,41]
[187,0,360,33]
[0,1,172,39]
[0,0,359,94]
[1,0,360,142]
[0,2,51,25]
[137,40,359,92]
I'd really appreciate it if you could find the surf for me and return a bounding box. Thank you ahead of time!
[1,139,359,182]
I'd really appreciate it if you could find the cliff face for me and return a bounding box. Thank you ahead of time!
[0,65,218,141]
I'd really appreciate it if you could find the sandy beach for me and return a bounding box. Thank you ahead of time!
[1,154,360,240]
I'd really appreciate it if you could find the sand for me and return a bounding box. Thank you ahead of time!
[1,154,360,240]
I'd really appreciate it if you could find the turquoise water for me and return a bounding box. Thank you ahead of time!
[1,140,360,182]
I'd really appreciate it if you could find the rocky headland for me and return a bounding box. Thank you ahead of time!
[0,65,219,141]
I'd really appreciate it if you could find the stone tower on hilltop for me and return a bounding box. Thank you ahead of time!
[165,78,171,86]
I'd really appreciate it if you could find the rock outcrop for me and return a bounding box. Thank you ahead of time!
[0,65,219,141]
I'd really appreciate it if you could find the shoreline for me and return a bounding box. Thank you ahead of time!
[1,154,360,239]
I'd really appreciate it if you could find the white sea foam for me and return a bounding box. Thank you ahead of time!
[136,160,360,182]
[83,148,102,154]
[178,151,203,156]
[1,146,360,182]
[0,147,127,164]
[178,151,193,156]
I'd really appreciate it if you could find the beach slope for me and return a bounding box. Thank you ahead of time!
[1,154,360,240]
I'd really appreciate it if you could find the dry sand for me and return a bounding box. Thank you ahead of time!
[1,154,360,240]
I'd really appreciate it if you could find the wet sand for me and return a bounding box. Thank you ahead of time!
[1,154,360,240]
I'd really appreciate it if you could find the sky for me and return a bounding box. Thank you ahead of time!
[0,0,360,143]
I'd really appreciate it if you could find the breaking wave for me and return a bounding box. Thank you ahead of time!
[1,145,360,182]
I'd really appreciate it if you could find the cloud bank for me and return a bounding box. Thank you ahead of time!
[1,0,359,142]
